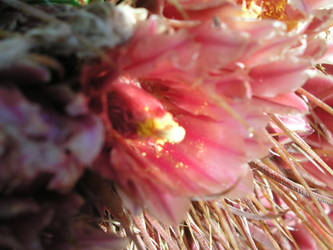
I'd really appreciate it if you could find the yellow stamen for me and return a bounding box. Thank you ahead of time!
[137,113,186,144]
[241,0,262,19]
[241,0,300,30]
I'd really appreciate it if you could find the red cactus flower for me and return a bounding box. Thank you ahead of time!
[82,0,332,224]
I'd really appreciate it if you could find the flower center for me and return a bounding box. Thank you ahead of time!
[241,0,301,30]
[137,112,186,144]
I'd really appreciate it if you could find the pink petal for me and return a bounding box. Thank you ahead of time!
[303,74,333,101]
[320,42,333,65]
[305,9,333,35]
[323,64,333,76]
[140,182,190,225]
[115,18,249,79]
[268,115,313,144]
[214,73,252,99]
[249,57,310,97]
[303,38,327,60]
[243,36,299,67]
[163,0,234,20]
[302,0,333,9]
[260,93,308,112]
[222,165,254,199]
[292,224,319,250]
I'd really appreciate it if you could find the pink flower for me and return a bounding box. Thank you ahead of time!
[83,1,325,224]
